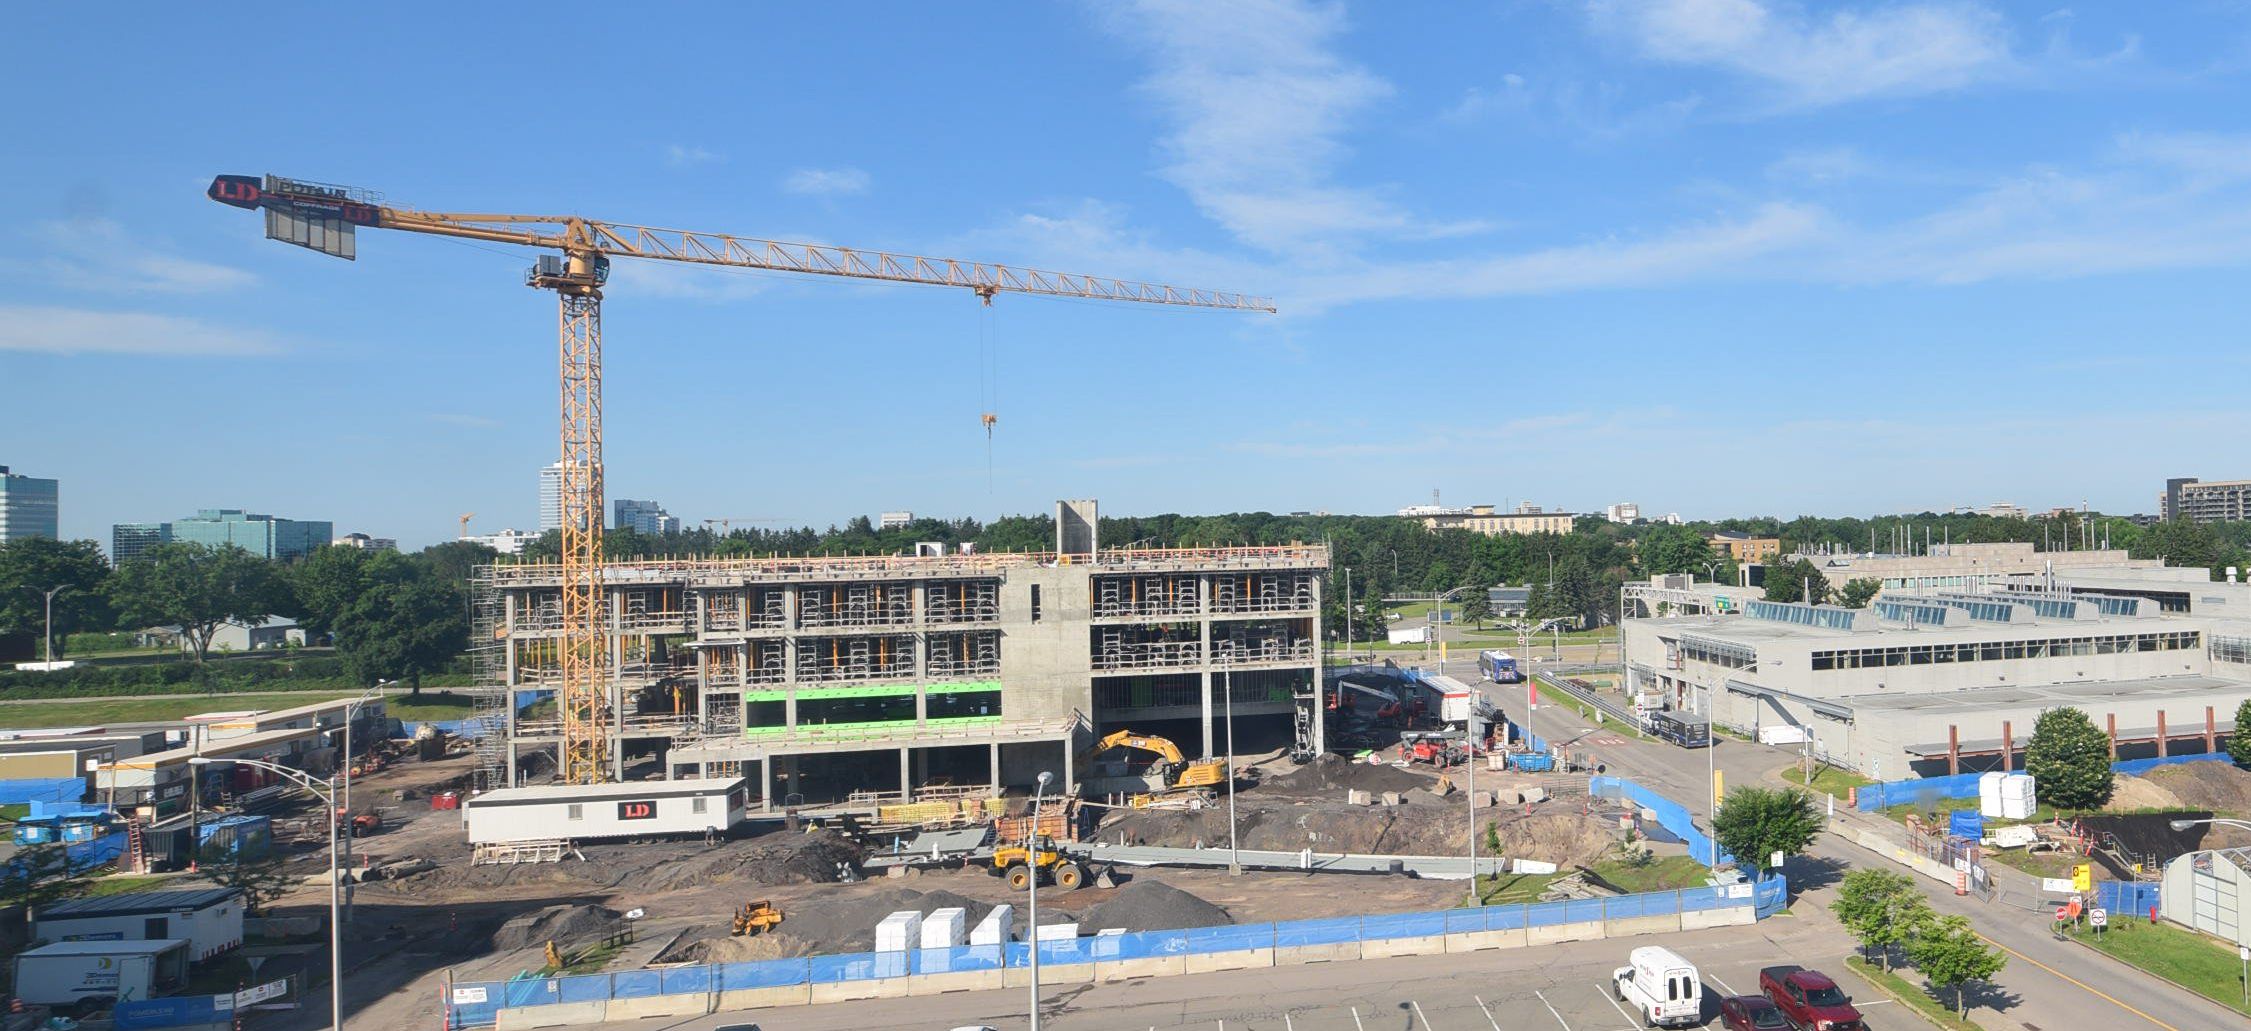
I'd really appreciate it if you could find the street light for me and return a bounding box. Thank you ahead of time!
[2170,817,2251,833]
[1222,656,1239,873]
[338,684,387,923]
[189,756,342,1031]
[23,584,72,667]
[1027,770,1053,1031]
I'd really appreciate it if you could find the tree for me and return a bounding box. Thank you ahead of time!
[1712,786,1822,871]
[1836,578,1882,609]
[0,840,104,911]
[106,543,288,664]
[1763,559,1829,605]
[1831,869,1932,970]
[1905,914,2006,1018]
[2025,706,2113,809]
[2232,698,2251,771]
[287,543,377,637]
[1456,588,1493,629]
[335,572,466,694]
[0,537,114,657]
[196,838,295,915]
[1637,525,1715,576]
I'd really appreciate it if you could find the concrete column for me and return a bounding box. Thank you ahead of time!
[2158,711,2169,758]
[900,747,912,798]
[758,756,772,812]
[2001,721,2012,772]
[915,686,929,726]
[1947,725,1959,776]
[1200,670,1215,757]
[1062,737,1075,791]
[2107,713,2118,760]
[2206,706,2217,754]
[989,741,1001,791]
[784,691,798,730]
[1200,580,1217,757]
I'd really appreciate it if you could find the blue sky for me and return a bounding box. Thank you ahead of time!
[7,2,2251,549]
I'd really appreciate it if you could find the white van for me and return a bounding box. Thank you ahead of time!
[1612,945,1701,1028]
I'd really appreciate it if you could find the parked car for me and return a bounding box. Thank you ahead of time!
[1719,994,1791,1031]
[1759,965,1866,1031]
[1613,945,1703,1028]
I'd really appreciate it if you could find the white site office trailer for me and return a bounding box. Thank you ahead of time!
[463,777,748,844]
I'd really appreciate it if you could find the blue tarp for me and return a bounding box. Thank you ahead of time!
[1948,810,1985,840]
[1594,775,1729,866]
[114,995,223,1030]
[1857,752,2235,811]
[0,776,85,806]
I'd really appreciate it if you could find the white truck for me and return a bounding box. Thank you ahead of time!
[1613,945,1702,1028]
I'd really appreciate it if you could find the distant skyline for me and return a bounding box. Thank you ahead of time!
[8,3,2251,549]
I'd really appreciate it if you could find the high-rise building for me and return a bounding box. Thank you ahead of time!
[462,528,541,555]
[111,523,172,562]
[612,499,680,536]
[168,509,333,561]
[0,465,59,543]
[879,510,915,530]
[1604,502,1641,523]
[539,462,564,533]
[2164,477,2251,524]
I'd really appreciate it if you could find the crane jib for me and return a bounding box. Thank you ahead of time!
[207,174,381,227]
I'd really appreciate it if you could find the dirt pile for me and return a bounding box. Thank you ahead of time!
[2145,762,2251,815]
[1260,754,1428,796]
[659,930,798,965]
[490,904,625,951]
[1093,799,1615,866]
[1079,880,1229,933]
[768,886,997,954]
[2106,775,2186,811]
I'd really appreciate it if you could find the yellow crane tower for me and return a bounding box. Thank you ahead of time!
[209,173,1273,785]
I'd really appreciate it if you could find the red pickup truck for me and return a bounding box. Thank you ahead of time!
[1758,966,1866,1031]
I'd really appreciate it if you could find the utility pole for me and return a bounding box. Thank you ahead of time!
[30,585,72,667]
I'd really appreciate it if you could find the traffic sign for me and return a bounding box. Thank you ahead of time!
[2071,863,2093,892]
[2090,908,2108,927]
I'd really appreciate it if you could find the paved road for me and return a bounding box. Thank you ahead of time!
[588,919,1834,1031]
[1443,655,2248,1031]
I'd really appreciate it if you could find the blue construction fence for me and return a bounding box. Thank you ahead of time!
[1593,775,1730,867]
[113,994,227,1030]
[2095,880,2161,915]
[397,689,549,741]
[444,877,1786,1028]
[1854,752,2233,811]
[0,776,86,806]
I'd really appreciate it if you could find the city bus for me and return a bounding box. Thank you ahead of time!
[1648,710,1712,749]
[1478,649,1520,684]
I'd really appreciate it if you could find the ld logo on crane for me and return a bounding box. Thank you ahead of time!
[617,801,656,821]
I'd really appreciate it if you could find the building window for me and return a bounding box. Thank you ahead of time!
[566,804,583,820]
[692,797,708,814]
[1030,585,1043,622]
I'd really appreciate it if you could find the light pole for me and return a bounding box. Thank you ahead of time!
[27,584,72,667]
[1222,658,1239,873]
[190,756,341,1031]
[1027,770,1052,1031]
[338,684,385,922]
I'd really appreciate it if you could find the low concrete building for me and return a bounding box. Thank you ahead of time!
[34,888,244,961]
[1707,531,1781,564]
[2161,847,2251,947]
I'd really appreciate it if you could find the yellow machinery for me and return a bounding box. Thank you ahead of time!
[991,836,1085,891]
[1083,730,1228,792]
[731,900,783,936]
[208,174,1272,785]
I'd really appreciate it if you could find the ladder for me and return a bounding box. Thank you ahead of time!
[124,818,148,873]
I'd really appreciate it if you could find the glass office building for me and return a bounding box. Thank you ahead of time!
[0,466,59,542]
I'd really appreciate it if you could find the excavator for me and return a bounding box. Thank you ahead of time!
[1080,730,1228,793]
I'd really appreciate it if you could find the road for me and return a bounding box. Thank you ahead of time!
[1443,654,2248,1031]
[588,918,1835,1031]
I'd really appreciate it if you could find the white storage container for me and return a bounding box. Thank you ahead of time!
[875,911,924,953]
[920,907,967,949]
[970,904,1012,945]
[2000,774,2037,820]
[969,904,1013,946]
[1978,771,2007,818]
[1032,922,1078,941]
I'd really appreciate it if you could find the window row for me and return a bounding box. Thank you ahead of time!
[1811,631,2203,671]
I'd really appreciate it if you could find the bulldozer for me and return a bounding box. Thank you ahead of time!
[730,900,783,936]
[990,835,1086,891]
[1081,730,1227,794]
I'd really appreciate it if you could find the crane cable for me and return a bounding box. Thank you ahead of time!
[978,297,999,493]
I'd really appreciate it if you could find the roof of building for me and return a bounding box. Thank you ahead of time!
[465,777,746,807]
[103,726,319,771]
[37,888,241,920]
[17,938,190,957]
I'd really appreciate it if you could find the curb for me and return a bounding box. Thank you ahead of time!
[1838,956,1982,1031]
[2058,929,2251,1019]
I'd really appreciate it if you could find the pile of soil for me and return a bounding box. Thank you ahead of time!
[490,904,625,951]
[2106,774,2186,811]
[1079,880,1229,933]
[410,828,864,893]
[768,886,997,954]
[1259,754,1428,796]
[1093,799,1615,866]
[2145,762,2251,814]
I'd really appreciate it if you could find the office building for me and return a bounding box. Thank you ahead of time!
[879,511,915,530]
[111,523,171,563]
[1410,502,1576,537]
[1952,502,2028,519]
[2163,477,2251,524]
[612,499,681,536]
[539,462,564,533]
[0,465,59,542]
[476,499,1328,801]
[168,510,333,561]
[1604,503,1641,523]
[332,532,397,552]
[463,528,541,556]
[1790,541,2160,593]
[1706,530,1782,564]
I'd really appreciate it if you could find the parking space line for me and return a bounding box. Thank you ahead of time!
[1707,974,1736,995]
[1351,1006,1366,1031]
[1599,981,1637,1026]
[1473,995,1504,1031]
[1534,989,1573,1031]
[1285,1013,1296,1031]
[1410,1000,1433,1029]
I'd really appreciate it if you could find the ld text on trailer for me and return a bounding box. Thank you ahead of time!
[1478,650,1520,683]
[463,777,748,845]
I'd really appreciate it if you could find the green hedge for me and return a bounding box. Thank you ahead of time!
[0,655,363,698]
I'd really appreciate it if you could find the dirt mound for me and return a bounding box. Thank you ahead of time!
[490,904,625,952]
[1258,754,1429,796]
[2106,775,2185,812]
[1094,799,1615,867]
[559,829,863,891]
[1079,880,1229,933]
[659,930,799,964]
[768,886,998,954]
[2145,762,2251,816]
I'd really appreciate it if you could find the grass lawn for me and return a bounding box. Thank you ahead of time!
[385,690,478,721]
[1474,870,1569,905]
[2067,920,2251,1017]
[1776,765,1873,797]
[1981,847,2082,879]
[1843,956,1986,1031]
[79,873,179,898]
[1586,854,1710,894]
[0,803,27,822]
[0,692,359,729]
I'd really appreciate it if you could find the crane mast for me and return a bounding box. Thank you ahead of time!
[210,173,1272,784]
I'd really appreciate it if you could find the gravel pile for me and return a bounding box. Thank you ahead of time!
[489,903,625,951]
[1260,753,1428,796]
[1079,880,1229,933]
[771,887,997,954]
[2145,762,2251,814]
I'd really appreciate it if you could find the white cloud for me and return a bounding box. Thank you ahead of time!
[1102,0,1486,251]
[781,167,871,196]
[1587,0,2015,108]
[665,145,722,167]
[0,306,285,356]
[35,219,258,294]
[1764,146,1873,184]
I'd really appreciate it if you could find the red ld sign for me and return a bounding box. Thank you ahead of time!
[616,801,656,821]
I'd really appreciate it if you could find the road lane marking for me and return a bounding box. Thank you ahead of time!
[1284,1014,1295,1031]
[1534,989,1573,1031]
[1857,998,1894,1006]
[1351,1006,1366,1031]
[1473,994,1504,1031]
[1976,933,2179,1031]
[1410,1000,1433,1029]
[1599,982,1637,1025]
[1707,974,1736,995]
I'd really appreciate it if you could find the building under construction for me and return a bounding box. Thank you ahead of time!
[470,502,1327,808]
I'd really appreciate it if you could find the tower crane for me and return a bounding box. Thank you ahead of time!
[209,173,1273,785]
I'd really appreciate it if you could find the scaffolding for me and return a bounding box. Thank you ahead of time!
[798,582,914,628]
[927,630,1001,679]
[468,566,510,792]
[926,579,1001,623]
[1094,574,1201,619]
[794,634,917,682]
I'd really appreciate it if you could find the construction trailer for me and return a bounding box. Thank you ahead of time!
[463,777,748,845]
[33,888,244,962]
[11,938,192,1006]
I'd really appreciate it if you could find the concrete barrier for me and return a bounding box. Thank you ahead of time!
[496,1001,608,1030]
[715,985,811,1010]
[911,968,1006,993]
[1361,935,1446,959]
[1273,942,1363,965]
[1097,955,1186,982]
[604,993,708,1021]
[1680,906,1753,930]
[1184,948,1271,973]
[809,977,901,1004]
[1605,915,1680,938]
[1527,920,1604,946]
[1444,928,1529,953]
[1003,961,1095,988]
